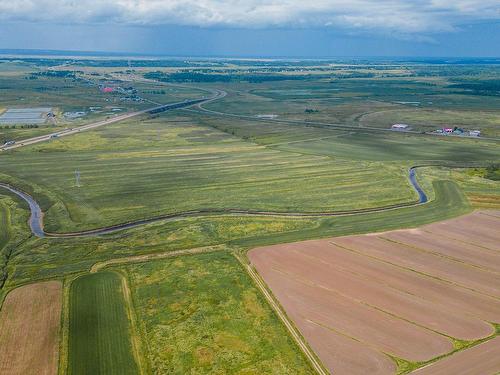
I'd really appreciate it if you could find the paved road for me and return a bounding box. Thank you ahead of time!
[0,90,225,152]
[0,167,427,238]
[189,98,500,142]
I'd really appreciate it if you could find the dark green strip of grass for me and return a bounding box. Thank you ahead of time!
[0,201,11,289]
[0,201,10,251]
[234,179,471,248]
[68,272,139,375]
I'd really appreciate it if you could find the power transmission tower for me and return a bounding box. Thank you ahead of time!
[75,170,81,187]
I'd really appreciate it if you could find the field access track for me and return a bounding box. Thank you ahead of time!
[0,281,62,375]
[249,210,500,375]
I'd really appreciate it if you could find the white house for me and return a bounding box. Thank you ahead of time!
[469,130,481,137]
[391,123,409,130]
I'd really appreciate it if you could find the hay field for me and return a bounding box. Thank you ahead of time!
[0,113,418,232]
[0,281,62,375]
[249,210,500,374]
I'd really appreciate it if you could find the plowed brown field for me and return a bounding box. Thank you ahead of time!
[411,336,500,375]
[0,281,62,375]
[249,210,500,375]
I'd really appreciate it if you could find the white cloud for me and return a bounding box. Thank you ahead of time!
[0,0,498,35]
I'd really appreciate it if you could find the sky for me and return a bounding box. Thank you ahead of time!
[0,0,499,57]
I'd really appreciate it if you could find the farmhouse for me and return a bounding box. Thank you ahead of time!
[391,123,409,130]
[101,87,114,93]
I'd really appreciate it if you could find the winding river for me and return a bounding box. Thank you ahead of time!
[0,167,427,238]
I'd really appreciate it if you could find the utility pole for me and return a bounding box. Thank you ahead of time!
[75,170,81,187]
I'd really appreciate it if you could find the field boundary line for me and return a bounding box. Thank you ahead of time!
[116,271,149,375]
[58,277,72,375]
[90,245,226,273]
[330,240,500,300]
[234,253,329,375]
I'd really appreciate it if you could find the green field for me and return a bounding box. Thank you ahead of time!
[420,167,500,208]
[68,272,140,375]
[0,200,10,252]
[234,179,471,248]
[194,113,498,161]
[6,178,470,288]
[123,251,314,374]
[0,112,422,232]
[0,199,10,294]
[0,193,30,295]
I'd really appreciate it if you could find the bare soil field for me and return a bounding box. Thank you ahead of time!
[0,281,62,375]
[249,210,500,374]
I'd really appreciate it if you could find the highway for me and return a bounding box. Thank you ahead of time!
[0,89,226,152]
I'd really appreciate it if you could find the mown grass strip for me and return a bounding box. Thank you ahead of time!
[234,180,471,248]
[68,272,139,375]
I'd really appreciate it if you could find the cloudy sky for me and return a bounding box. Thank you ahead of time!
[0,0,499,57]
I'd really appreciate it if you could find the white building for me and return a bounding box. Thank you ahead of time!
[391,123,409,130]
[469,130,481,137]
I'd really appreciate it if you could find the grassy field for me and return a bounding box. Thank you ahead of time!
[6,178,471,288]
[0,193,31,295]
[122,251,315,374]
[5,215,317,286]
[0,112,421,232]
[0,198,11,294]
[0,199,10,253]
[234,179,472,248]
[68,272,140,375]
[420,167,500,208]
[358,107,500,135]
[193,113,499,161]
[202,75,500,137]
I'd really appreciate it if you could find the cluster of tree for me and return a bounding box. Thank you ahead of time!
[448,80,500,96]
[485,164,500,181]
[29,70,80,79]
[144,71,314,83]
[26,71,83,82]
[334,72,376,78]
[1,124,39,129]
[142,90,167,95]
[75,60,195,68]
